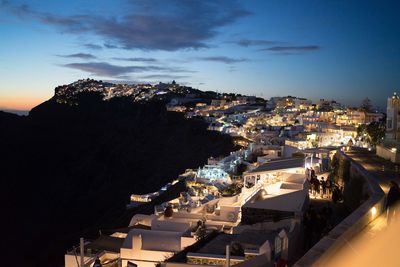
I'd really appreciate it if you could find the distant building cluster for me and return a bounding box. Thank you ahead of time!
[54,78,194,104]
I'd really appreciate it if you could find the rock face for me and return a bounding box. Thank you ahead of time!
[0,88,235,267]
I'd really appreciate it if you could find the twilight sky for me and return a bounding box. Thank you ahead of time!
[0,0,399,110]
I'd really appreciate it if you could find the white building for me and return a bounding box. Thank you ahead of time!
[120,220,197,267]
[386,92,400,141]
[196,165,231,184]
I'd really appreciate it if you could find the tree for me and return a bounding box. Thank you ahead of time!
[338,158,350,184]
[347,139,354,147]
[330,154,340,183]
[357,124,367,138]
[222,183,243,196]
[195,220,207,241]
[235,163,247,175]
[360,97,373,112]
[366,121,385,145]
[357,121,385,146]
[331,154,339,170]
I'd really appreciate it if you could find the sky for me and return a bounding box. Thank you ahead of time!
[0,0,399,111]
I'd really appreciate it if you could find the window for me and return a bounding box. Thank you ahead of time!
[388,119,393,129]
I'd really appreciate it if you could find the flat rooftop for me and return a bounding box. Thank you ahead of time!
[244,188,307,212]
[247,157,304,174]
[196,230,276,255]
[86,235,125,253]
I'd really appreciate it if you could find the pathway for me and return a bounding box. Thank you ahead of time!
[323,148,400,267]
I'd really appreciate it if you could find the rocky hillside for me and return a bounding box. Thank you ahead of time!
[0,90,235,267]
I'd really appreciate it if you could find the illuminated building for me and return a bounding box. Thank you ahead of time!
[386,92,400,141]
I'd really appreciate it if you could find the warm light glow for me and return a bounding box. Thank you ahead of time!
[325,204,400,267]
[370,206,377,217]
[0,95,48,111]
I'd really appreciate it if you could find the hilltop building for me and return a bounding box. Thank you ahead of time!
[385,92,400,141]
[376,92,400,163]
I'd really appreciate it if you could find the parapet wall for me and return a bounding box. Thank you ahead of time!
[376,144,400,163]
[294,150,385,267]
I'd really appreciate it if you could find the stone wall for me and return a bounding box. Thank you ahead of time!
[376,144,400,163]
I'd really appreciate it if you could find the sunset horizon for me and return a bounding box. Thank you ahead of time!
[1,0,399,111]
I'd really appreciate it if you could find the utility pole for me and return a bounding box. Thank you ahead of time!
[225,245,230,267]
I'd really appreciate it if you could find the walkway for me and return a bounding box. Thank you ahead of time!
[323,148,400,267]
[324,208,400,267]
[346,148,400,192]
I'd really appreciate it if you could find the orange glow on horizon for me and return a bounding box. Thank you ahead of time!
[0,95,48,111]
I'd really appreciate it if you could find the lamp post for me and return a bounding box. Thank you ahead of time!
[225,245,230,267]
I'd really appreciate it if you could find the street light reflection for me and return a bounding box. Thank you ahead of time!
[326,203,400,267]
[370,206,377,217]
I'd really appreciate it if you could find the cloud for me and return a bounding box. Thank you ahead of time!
[233,38,320,55]
[62,62,164,77]
[57,53,97,59]
[84,43,102,50]
[6,2,90,32]
[112,57,157,62]
[228,66,237,72]
[61,62,193,77]
[139,74,190,80]
[262,45,320,55]
[104,43,119,49]
[235,39,284,47]
[102,79,140,84]
[197,56,248,64]
[5,0,251,51]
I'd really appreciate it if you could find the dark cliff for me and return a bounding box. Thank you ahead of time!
[0,92,235,267]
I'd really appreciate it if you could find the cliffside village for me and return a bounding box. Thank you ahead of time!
[63,80,386,267]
